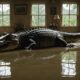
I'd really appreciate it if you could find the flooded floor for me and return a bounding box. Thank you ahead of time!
[0,47,80,80]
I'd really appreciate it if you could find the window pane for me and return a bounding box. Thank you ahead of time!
[62,4,69,14]
[39,4,45,15]
[0,5,2,14]
[32,5,38,15]
[62,15,69,26]
[3,4,10,14]
[0,16,2,26]
[3,16,10,26]
[32,16,38,26]
[70,4,77,14]
[70,15,77,26]
[39,16,45,26]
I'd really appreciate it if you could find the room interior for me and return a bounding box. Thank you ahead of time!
[0,0,80,80]
[0,0,80,32]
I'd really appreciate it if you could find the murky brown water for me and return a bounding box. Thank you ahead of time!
[0,47,80,80]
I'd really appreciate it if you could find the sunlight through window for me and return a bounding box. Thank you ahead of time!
[0,4,10,26]
[62,3,77,27]
[31,4,45,27]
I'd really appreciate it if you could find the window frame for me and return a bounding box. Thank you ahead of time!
[0,3,10,27]
[61,3,77,27]
[31,4,46,27]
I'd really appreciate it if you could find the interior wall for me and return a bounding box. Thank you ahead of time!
[0,0,80,32]
[12,0,50,29]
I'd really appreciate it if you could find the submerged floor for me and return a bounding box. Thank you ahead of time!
[0,47,80,80]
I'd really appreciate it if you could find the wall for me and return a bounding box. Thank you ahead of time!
[12,0,50,30]
[0,0,80,32]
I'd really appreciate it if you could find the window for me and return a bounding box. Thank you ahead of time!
[0,4,10,27]
[31,4,45,27]
[61,51,77,77]
[0,60,11,78]
[62,3,77,27]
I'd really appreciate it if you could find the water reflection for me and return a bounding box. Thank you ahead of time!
[0,60,11,78]
[61,51,77,77]
[38,54,56,60]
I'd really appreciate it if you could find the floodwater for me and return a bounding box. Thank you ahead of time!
[0,47,80,80]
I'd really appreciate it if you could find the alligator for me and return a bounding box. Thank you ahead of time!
[0,28,80,50]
